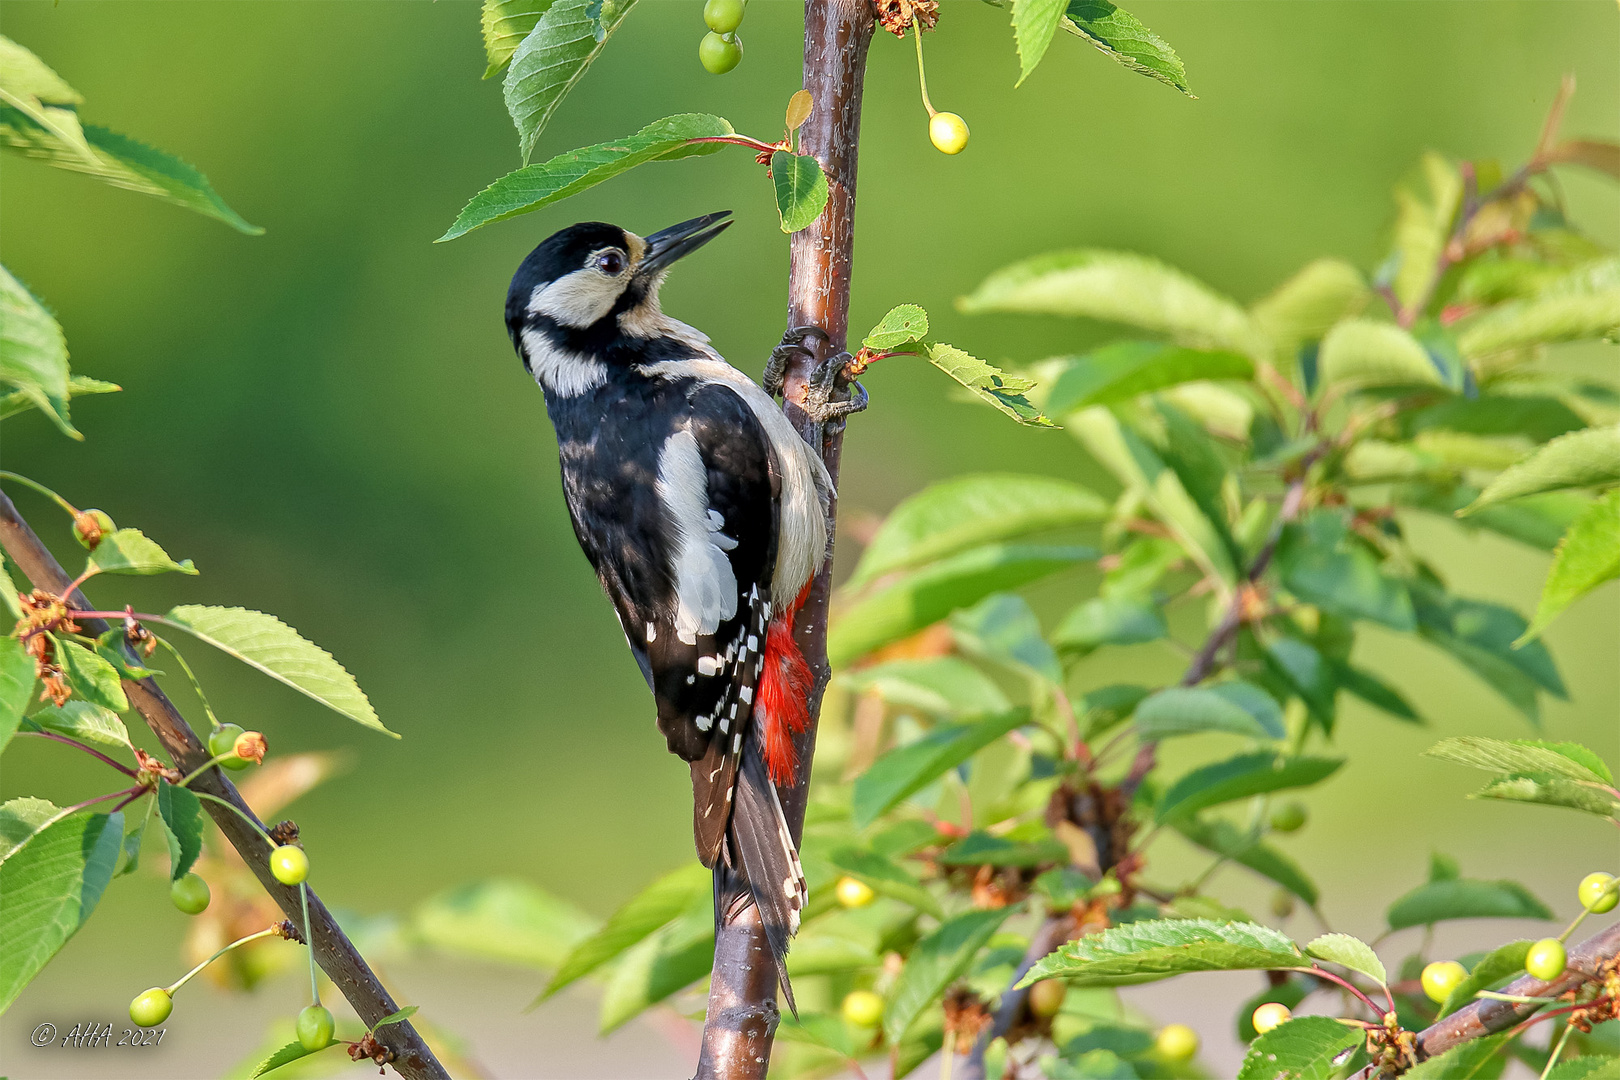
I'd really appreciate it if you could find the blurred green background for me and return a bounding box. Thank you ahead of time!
[1,1,1616,1075]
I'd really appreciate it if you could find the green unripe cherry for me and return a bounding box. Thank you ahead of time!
[297,1004,335,1051]
[699,31,742,75]
[841,989,883,1028]
[1420,960,1467,1003]
[929,112,969,155]
[1269,802,1308,833]
[1155,1023,1199,1062]
[1578,872,1618,914]
[170,872,211,915]
[270,844,309,886]
[209,724,251,770]
[129,987,172,1027]
[1525,938,1567,982]
[73,509,116,550]
[703,0,744,34]
[1251,1002,1291,1035]
[1027,978,1066,1018]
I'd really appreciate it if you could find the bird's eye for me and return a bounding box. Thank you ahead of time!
[595,250,625,275]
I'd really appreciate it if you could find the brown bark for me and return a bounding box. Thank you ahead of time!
[693,1,875,1076]
[0,490,448,1080]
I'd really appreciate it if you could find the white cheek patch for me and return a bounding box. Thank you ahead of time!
[528,269,620,329]
[520,328,608,396]
[656,429,739,645]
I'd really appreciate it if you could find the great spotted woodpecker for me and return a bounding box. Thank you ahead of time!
[506,211,865,1009]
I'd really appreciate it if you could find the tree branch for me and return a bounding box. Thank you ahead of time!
[694,1,875,1075]
[0,489,448,1080]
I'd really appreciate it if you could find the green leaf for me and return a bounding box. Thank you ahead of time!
[371,1004,419,1030]
[0,36,95,166]
[1236,1016,1362,1080]
[1396,482,1589,552]
[1402,1033,1512,1080]
[1411,587,1565,722]
[26,700,131,752]
[952,593,1062,683]
[597,896,712,1032]
[0,373,118,423]
[94,629,158,681]
[1156,753,1343,823]
[0,111,263,234]
[540,862,708,999]
[1046,341,1253,415]
[1458,282,1620,358]
[1388,152,1462,315]
[1385,877,1552,931]
[0,635,33,749]
[924,342,1053,426]
[1250,258,1370,358]
[1171,815,1317,905]
[862,304,929,351]
[1047,1049,1138,1079]
[86,528,196,575]
[0,797,60,864]
[829,544,1093,666]
[1049,595,1166,654]
[1463,425,1620,512]
[883,907,1011,1045]
[503,0,637,162]
[960,249,1260,357]
[1020,919,1304,988]
[1264,637,1337,730]
[1317,318,1443,390]
[480,0,556,77]
[1524,490,1620,639]
[850,473,1108,586]
[439,113,731,241]
[938,829,1067,868]
[822,846,943,918]
[57,638,127,712]
[1329,660,1420,723]
[250,1040,333,1078]
[1134,682,1285,741]
[1276,513,1414,629]
[1437,941,1530,1018]
[156,782,202,880]
[113,803,146,878]
[1470,773,1620,820]
[839,657,1011,717]
[770,150,827,233]
[413,878,595,970]
[1303,933,1385,986]
[775,1013,858,1059]
[0,264,74,438]
[0,810,122,1012]
[1423,736,1612,784]
[161,605,395,736]
[1060,0,1191,96]
[1544,1058,1620,1080]
[1013,0,1068,85]
[1068,407,1237,585]
[852,710,1028,828]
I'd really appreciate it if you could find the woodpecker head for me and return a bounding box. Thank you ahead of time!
[507,211,732,391]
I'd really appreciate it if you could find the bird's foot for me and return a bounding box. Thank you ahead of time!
[763,324,826,398]
[800,351,868,436]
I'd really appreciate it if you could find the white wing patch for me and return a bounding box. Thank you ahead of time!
[657,429,740,645]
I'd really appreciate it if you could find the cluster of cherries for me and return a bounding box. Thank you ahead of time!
[698,0,745,75]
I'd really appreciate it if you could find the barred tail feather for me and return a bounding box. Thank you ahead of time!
[713,743,807,1015]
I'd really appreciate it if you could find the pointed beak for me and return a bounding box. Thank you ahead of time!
[639,211,733,276]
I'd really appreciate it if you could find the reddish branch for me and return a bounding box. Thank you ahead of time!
[692,1,876,1076]
[0,490,448,1080]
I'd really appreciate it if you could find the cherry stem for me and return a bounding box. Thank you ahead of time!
[302,882,321,1007]
[177,752,236,789]
[0,471,77,517]
[1290,967,1386,1018]
[194,790,276,845]
[165,926,282,996]
[1540,1019,1577,1080]
[18,729,139,777]
[913,24,936,116]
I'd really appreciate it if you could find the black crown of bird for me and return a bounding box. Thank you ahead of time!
[504,210,868,1010]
